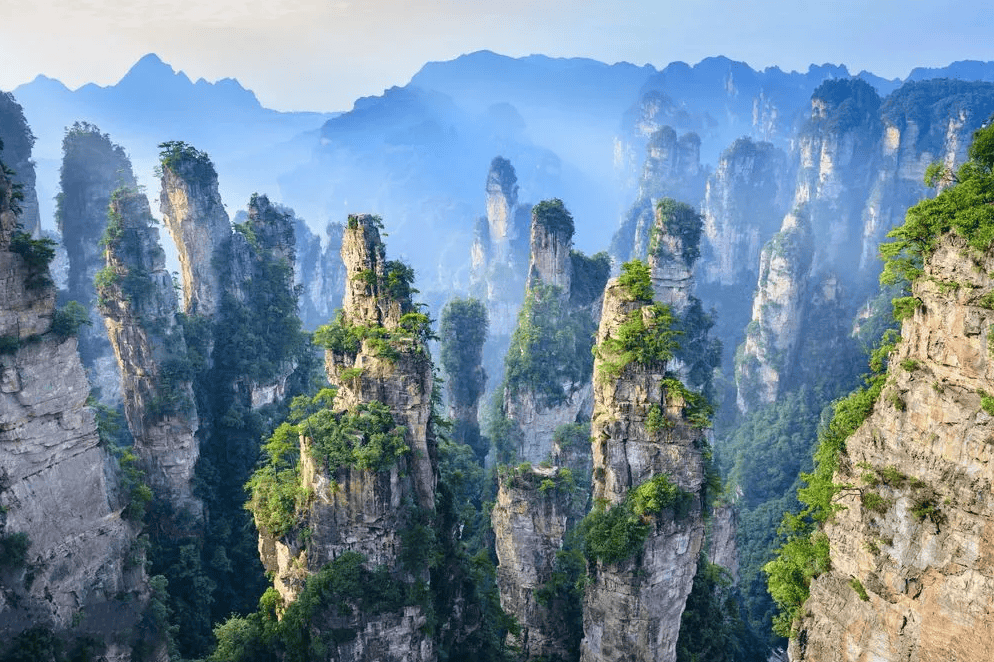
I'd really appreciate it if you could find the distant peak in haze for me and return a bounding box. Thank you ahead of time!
[118,53,191,87]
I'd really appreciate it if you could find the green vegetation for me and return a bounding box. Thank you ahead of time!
[861,491,891,514]
[50,301,91,338]
[879,121,994,287]
[891,296,921,321]
[578,475,693,566]
[0,531,29,569]
[849,577,870,601]
[676,555,766,662]
[653,198,703,267]
[158,140,216,181]
[9,230,55,290]
[980,389,994,415]
[248,394,408,538]
[764,119,994,640]
[532,198,575,236]
[439,298,488,459]
[569,250,611,307]
[504,283,596,406]
[315,309,433,364]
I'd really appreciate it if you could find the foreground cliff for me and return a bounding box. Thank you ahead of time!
[252,213,437,661]
[0,148,157,660]
[773,122,994,661]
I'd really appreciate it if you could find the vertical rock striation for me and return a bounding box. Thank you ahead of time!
[611,127,707,265]
[579,269,707,662]
[256,214,436,662]
[0,148,154,660]
[0,92,40,237]
[700,137,790,288]
[735,209,814,412]
[295,218,346,330]
[56,123,138,406]
[98,186,201,515]
[159,142,230,318]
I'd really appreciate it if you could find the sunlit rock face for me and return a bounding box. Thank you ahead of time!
[579,277,706,662]
[159,148,230,318]
[99,187,201,515]
[792,234,994,662]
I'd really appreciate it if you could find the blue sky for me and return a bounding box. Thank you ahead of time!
[2,0,992,111]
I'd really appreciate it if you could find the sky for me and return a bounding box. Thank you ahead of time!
[1,0,992,112]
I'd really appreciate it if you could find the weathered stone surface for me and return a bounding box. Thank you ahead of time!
[159,152,230,317]
[296,219,346,330]
[580,278,706,662]
[0,164,157,660]
[492,465,583,661]
[700,138,790,288]
[792,235,994,662]
[258,214,435,662]
[99,187,200,515]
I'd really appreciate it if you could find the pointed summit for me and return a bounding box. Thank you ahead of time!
[116,53,192,89]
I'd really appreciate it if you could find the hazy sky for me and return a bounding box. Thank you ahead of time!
[2,0,992,111]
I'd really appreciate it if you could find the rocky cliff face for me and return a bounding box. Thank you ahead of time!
[790,234,994,661]
[159,144,230,317]
[98,186,200,515]
[295,218,346,330]
[502,200,597,465]
[580,274,707,662]
[611,127,707,265]
[0,92,40,237]
[700,137,790,288]
[56,123,138,406]
[471,156,531,339]
[735,209,814,412]
[257,214,436,662]
[0,153,155,660]
[492,464,585,661]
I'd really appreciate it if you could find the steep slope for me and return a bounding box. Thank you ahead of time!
[768,122,994,661]
[580,261,709,662]
[0,93,40,237]
[0,144,157,660]
[97,185,200,515]
[56,123,137,405]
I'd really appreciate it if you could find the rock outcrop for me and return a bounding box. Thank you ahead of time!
[699,137,790,288]
[790,234,994,661]
[0,92,40,237]
[256,214,436,662]
[56,123,138,406]
[579,269,707,662]
[501,199,600,465]
[295,218,346,330]
[0,148,155,660]
[735,209,814,412]
[97,186,200,515]
[611,127,708,265]
[470,156,531,339]
[159,143,230,318]
[491,464,585,661]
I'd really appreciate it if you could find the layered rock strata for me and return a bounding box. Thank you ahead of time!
[98,186,200,514]
[791,234,994,661]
